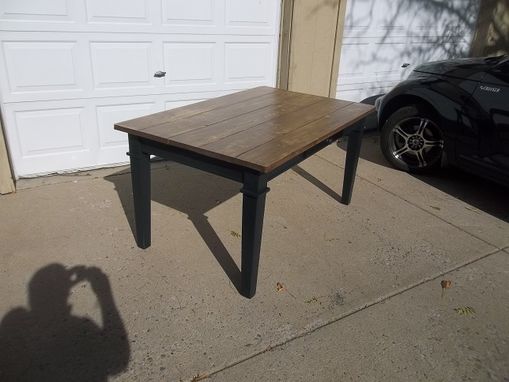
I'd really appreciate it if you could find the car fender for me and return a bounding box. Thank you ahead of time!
[377,76,480,165]
[380,75,482,131]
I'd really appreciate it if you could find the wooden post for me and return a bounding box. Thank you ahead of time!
[277,0,294,90]
[329,0,348,98]
[277,0,348,98]
[0,117,15,194]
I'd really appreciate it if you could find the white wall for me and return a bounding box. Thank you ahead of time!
[336,0,480,101]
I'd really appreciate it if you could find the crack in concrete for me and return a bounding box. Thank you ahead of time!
[314,153,504,251]
[7,151,507,382]
[197,153,507,381]
[202,246,504,381]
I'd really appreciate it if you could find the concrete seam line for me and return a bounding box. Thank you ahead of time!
[313,153,502,251]
[200,247,503,381]
[12,165,169,193]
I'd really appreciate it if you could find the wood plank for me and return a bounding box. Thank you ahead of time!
[201,98,352,158]
[140,102,371,172]
[114,87,374,173]
[0,118,15,194]
[238,103,374,171]
[172,93,321,147]
[141,89,316,140]
[115,86,276,131]
[119,90,318,147]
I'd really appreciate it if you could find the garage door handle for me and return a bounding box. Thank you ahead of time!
[154,71,166,78]
[401,63,410,68]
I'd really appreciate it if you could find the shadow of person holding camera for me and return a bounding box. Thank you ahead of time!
[0,264,130,382]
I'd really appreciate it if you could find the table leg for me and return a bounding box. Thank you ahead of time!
[240,172,269,298]
[128,135,151,249]
[341,123,364,205]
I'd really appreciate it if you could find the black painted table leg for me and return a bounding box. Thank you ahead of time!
[341,123,364,205]
[240,172,269,298]
[128,135,151,249]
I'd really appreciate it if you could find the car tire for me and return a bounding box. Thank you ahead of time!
[381,105,444,173]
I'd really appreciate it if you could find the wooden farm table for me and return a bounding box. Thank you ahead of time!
[115,86,374,298]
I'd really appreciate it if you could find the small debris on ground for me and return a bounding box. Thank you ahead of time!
[430,205,441,211]
[454,306,475,316]
[230,230,241,238]
[276,282,296,299]
[191,373,209,382]
[441,279,452,298]
[332,292,345,306]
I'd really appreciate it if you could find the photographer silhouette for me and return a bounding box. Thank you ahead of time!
[0,263,130,382]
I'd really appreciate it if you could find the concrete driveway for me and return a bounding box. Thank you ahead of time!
[0,133,508,381]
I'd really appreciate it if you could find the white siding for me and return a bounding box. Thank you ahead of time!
[336,0,480,101]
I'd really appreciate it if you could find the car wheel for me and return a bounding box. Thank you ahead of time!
[381,105,444,172]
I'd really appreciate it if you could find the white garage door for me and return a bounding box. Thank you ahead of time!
[336,0,479,101]
[0,0,281,177]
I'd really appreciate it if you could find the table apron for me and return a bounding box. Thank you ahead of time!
[132,118,364,184]
[137,138,244,183]
[266,120,364,181]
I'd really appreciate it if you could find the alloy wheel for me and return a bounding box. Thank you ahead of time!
[388,117,444,169]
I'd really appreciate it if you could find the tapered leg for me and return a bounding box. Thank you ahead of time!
[341,123,364,205]
[240,172,269,298]
[129,135,151,249]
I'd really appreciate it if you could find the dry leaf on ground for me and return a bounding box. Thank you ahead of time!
[454,306,475,316]
[440,279,452,298]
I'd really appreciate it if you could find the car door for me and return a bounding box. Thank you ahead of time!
[469,58,509,181]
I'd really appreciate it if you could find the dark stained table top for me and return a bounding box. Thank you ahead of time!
[115,86,374,173]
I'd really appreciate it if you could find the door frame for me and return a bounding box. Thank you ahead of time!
[0,114,15,194]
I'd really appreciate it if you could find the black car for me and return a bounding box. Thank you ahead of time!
[376,55,509,187]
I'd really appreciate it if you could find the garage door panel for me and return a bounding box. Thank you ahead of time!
[224,42,273,85]
[0,0,72,22]
[95,101,160,165]
[1,101,97,176]
[163,42,217,87]
[90,41,156,90]
[85,0,151,24]
[225,0,276,26]
[165,98,206,111]
[96,103,157,148]
[15,107,86,156]
[337,42,403,85]
[162,0,216,25]
[2,41,82,94]
[224,0,279,35]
